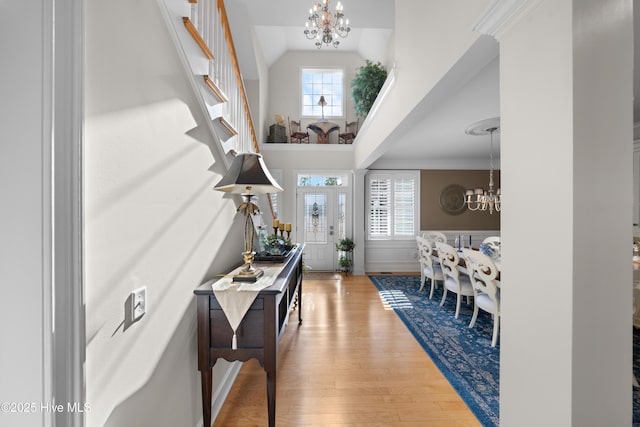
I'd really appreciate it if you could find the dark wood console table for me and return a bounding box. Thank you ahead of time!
[194,243,304,427]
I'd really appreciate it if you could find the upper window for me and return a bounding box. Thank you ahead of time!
[301,68,344,118]
[297,172,349,187]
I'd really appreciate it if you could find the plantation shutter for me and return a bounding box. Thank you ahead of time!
[367,171,418,241]
[394,178,415,236]
[368,177,391,239]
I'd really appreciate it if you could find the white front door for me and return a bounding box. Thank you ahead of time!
[296,186,350,271]
[297,189,335,271]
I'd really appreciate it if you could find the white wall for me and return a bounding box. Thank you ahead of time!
[499,0,632,425]
[354,0,493,168]
[242,27,270,145]
[84,0,244,425]
[0,2,53,426]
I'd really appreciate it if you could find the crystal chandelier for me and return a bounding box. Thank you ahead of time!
[465,118,502,214]
[304,0,351,49]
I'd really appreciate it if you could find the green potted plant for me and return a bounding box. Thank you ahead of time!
[350,60,387,118]
[335,237,355,252]
[338,255,352,270]
[336,237,355,274]
[338,255,352,274]
[258,234,293,259]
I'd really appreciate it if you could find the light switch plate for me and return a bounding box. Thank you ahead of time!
[131,287,147,321]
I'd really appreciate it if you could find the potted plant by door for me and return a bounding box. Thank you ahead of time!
[336,237,355,274]
[338,255,353,274]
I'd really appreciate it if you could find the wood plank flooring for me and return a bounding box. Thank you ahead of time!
[212,274,482,427]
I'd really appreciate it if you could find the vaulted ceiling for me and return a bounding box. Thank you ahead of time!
[226,0,639,170]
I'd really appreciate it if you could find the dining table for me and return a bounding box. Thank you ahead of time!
[307,121,340,144]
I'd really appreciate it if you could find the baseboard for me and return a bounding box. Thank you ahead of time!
[195,361,243,427]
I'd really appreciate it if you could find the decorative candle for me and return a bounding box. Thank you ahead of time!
[285,223,292,232]
[279,223,285,231]
[273,219,279,228]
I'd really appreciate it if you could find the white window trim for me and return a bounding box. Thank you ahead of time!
[300,67,346,119]
[366,170,419,241]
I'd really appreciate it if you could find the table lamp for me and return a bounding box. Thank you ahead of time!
[318,95,327,120]
[214,153,283,282]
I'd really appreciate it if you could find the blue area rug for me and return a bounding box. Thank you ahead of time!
[369,275,499,426]
[371,275,640,426]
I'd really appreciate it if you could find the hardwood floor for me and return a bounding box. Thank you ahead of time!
[213,274,482,427]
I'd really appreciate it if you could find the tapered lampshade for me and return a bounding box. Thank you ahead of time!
[213,153,282,282]
[317,95,327,107]
[214,153,283,194]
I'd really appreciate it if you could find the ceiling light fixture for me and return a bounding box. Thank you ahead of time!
[304,0,351,49]
[464,118,502,214]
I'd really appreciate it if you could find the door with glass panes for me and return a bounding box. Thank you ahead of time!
[296,173,350,271]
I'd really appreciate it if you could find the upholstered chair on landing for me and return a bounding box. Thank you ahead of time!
[436,241,474,319]
[416,235,444,298]
[288,117,309,143]
[462,248,501,347]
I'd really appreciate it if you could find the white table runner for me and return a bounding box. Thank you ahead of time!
[211,266,279,349]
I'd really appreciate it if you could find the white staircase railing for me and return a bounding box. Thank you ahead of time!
[158,0,273,212]
[159,0,259,156]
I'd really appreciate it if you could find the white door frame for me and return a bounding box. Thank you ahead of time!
[296,187,337,271]
[294,171,352,271]
[53,1,85,426]
[294,170,354,271]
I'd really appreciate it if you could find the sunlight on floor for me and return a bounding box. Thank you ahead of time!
[378,290,413,310]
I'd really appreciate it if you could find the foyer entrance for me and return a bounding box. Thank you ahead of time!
[295,172,351,271]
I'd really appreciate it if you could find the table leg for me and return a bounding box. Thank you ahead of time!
[266,370,276,427]
[201,368,212,427]
[298,283,303,324]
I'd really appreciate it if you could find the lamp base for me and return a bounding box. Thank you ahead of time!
[231,251,264,282]
[231,268,264,283]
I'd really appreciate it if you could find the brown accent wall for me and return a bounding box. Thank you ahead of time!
[420,170,501,230]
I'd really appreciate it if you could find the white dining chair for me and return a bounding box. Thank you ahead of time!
[420,231,447,245]
[462,248,501,347]
[482,236,501,246]
[436,241,474,319]
[416,235,444,298]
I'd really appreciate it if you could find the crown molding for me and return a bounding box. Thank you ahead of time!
[472,0,544,40]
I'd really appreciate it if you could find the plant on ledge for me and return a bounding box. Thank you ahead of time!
[350,60,387,118]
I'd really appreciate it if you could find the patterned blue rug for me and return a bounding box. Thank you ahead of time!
[371,275,640,426]
[369,275,499,426]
